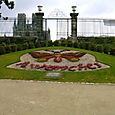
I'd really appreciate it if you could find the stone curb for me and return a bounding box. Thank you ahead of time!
[0,79,115,86]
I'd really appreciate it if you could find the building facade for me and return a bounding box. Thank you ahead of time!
[13,13,50,41]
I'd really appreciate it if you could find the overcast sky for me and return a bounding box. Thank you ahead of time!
[1,0,115,40]
[1,0,115,19]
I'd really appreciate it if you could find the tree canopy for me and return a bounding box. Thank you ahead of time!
[0,0,14,18]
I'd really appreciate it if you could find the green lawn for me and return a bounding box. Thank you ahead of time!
[0,47,115,83]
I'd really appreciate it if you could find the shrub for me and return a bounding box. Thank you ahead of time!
[5,45,11,53]
[110,48,115,56]
[40,41,47,47]
[90,44,97,51]
[17,44,23,51]
[60,40,67,46]
[73,42,79,48]
[35,42,41,48]
[29,42,35,49]
[47,40,53,47]
[67,40,73,47]
[22,42,29,50]
[10,44,17,52]
[53,40,60,46]
[103,46,110,54]
[96,45,103,53]
[79,42,85,49]
[84,42,91,50]
[0,46,6,55]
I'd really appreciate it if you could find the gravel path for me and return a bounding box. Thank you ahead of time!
[0,80,115,115]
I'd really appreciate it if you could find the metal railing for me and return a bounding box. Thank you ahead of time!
[0,17,115,40]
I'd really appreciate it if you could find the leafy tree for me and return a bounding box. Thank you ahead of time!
[0,0,14,19]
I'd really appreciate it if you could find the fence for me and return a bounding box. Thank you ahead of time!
[0,17,115,40]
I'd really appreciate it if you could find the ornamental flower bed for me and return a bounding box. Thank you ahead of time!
[7,49,110,72]
[15,61,103,71]
[29,50,86,63]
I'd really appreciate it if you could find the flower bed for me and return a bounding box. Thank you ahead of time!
[7,49,110,72]
[15,61,103,72]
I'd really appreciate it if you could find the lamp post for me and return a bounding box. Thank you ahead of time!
[37,5,43,12]
[35,5,44,40]
[72,6,76,13]
[70,6,79,41]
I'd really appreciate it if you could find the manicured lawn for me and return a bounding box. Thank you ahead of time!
[0,47,115,83]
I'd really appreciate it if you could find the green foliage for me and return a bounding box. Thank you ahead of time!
[103,46,110,54]
[40,41,47,47]
[67,40,73,47]
[60,40,67,46]
[96,45,103,53]
[110,48,115,56]
[10,44,17,52]
[90,44,97,51]
[35,42,41,48]
[0,47,115,83]
[47,40,53,47]
[0,46,6,55]
[83,42,91,50]
[53,40,60,46]
[4,45,11,53]
[73,42,79,48]
[22,42,29,50]
[17,44,23,51]
[28,42,35,49]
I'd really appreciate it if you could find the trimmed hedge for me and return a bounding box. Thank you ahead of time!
[110,48,115,56]
[0,39,114,56]
[0,46,6,55]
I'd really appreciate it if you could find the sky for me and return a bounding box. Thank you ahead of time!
[1,0,115,40]
[1,0,115,19]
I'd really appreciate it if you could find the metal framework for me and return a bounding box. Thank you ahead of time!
[0,17,115,40]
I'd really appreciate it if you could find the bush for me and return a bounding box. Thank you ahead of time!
[110,48,115,56]
[0,46,6,55]
[90,44,97,51]
[17,44,23,51]
[47,40,53,47]
[103,46,110,54]
[10,44,17,52]
[96,45,103,53]
[5,45,11,53]
[29,42,35,49]
[40,41,47,47]
[22,42,29,50]
[84,42,91,50]
[67,40,73,47]
[60,40,67,46]
[35,42,41,48]
[53,40,60,46]
[73,42,79,48]
[79,42,85,49]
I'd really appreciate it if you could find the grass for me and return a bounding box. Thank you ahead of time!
[0,47,115,83]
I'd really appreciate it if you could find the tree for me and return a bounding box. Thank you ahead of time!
[0,0,14,19]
